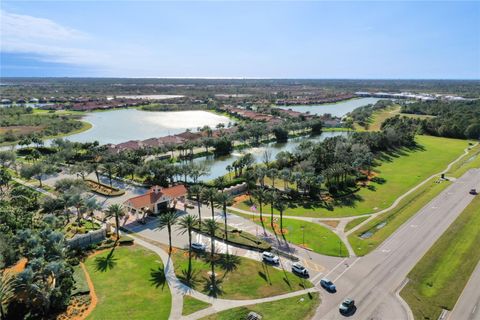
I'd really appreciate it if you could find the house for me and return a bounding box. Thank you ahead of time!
[123,184,187,216]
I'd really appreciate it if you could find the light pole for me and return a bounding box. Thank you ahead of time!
[301,225,305,247]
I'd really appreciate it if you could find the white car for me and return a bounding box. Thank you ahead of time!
[262,251,280,264]
[292,262,309,277]
[191,242,206,251]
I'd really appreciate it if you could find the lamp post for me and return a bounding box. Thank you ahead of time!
[301,225,305,247]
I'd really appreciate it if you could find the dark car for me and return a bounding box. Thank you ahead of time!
[339,298,356,315]
[320,278,336,292]
[469,189,477,195]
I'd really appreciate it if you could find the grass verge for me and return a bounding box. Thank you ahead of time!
[234,212,348,257]
[182,296,211,316]
[84,245,171,320]
[400,195,480,320]
[348,178,451,256]
[200,292,320,320]
[344,216,369,233]
[171,249,312,300]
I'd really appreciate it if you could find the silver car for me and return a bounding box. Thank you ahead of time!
[262,251,280,264]
[191,242,206,251]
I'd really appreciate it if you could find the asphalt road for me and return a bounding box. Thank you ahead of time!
[315,168,480,320]
[448,260,480,320]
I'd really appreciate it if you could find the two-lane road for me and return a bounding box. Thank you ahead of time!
[315,168,480,319]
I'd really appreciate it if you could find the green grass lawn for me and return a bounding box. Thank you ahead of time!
[348,178,451,256]
[348,140,479,256]
[85,245,172,320]
[235,135,468,218]
[201,292,320,320]
[344,216,369,232]
[182,296,211,316]
[400,195,480,320]
[171,249,312,300]
[234,212,348,257]
[446,143,480,178]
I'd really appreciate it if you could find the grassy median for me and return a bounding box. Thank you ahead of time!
[201,292,320,320]
[400,195,480,320]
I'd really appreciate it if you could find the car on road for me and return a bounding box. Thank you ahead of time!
[469,188,477,195]
[191,242,206,251]
[339,298,356,315]
[262,251,279,264]
[320,278,336,292]
[291,262,309,277]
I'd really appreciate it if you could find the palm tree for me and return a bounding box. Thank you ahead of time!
[0,271,17,320]
[106,204,125,239]
[266,190,278,230]
[214,176,227,192]
[177,214,199,278]
[274,196,287,235]
[267,168,278,189]
[214,192,234,254]
[202,187,218,219]
[226,165,233,180]
[251,188,268,226]
[203,219,219,296]
[280,168,291,191]
[189,185,204,226]
[102,162,115,187]
[158,209,179,253]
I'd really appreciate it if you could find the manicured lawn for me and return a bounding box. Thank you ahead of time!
[235,135,468,218]
[85,245,172,320]
[344,216,369,232]
[446,143,480,178]
[348,140,479,256]
[348,178,451,256]
[171,249,312,300]
[235,212,348,257]
[400,195,480,320]
[182,296,211,316]
[201,292,320,320]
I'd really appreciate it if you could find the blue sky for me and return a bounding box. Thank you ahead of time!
[1,1,479,78]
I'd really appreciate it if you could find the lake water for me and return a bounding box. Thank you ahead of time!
[67,109,233,145]
[187,131,348,181]
[278,97,382,117]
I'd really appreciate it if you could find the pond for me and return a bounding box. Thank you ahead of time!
[277,97,382,117]
[186,131,348,181]
[67,109,233,145]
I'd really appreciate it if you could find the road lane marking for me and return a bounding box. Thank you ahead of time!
[311,272,324,283]
[323,258,347,279]
[333,257,361,282]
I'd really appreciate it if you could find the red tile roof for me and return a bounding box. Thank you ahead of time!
[124,184,187,210]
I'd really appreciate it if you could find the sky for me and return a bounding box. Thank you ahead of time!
[0,1,479,79]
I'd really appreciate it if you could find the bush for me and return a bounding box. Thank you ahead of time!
[85,179,125,197]
[118,236,134,245]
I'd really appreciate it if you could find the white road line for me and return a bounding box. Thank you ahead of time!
[323,258,347,279]
[333,257,361,283]
[311,272,324,283]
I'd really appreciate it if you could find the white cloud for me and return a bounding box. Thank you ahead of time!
[0,9,112,68]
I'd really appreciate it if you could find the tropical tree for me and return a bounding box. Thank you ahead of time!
[0,271,17,320]
[274,196,287,236]
[189,185,204,225]
[267,168,278,188]
[177,214,199,279]
[202,187,218,219]
[158,209,179,253]
[214,192,234,254]
[203,219,219,296]
[265,190,278,229]
[251,188,268,226]
[106,204,126,239]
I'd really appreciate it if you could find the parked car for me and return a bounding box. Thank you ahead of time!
[292,262,309,277]
[262,251,280,264]
[191,242,206,251]
[339,298,356,315]
[469,188,477,195]
[320,278,336,292]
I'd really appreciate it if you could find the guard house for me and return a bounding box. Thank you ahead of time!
[123,184,187,215]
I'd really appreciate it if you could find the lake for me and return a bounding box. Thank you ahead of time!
[187,131,348,181]
[67,109,233,145]
[277,97,382,117]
